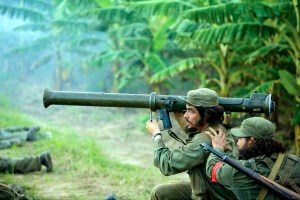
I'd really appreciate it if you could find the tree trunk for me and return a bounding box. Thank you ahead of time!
[219,44,229,96]
[111,62,121,93]
[295,124,300,156]
[55,50,63,90]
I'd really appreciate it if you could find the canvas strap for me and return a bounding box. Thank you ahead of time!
[256,153,285,200]
[168,130,186,145]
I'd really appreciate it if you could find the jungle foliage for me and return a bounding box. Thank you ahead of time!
[0,0,299,155]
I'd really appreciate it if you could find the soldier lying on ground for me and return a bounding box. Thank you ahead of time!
[0,126,53,173]
[0,151,53,173]
[0,126,53,199]
[0,126,51,149]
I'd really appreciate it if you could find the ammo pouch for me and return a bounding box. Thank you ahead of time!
[0,181,34,200]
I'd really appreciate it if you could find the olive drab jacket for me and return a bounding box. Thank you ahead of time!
[206,150,300,200]
[153,124,239,200]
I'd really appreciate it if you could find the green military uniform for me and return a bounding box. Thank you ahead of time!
[152,125,238,200]
[0,126,53,173]
[0,156,42,174]
[150,88,239,200]
[0,126,47,149]
[206,117,300,200]
[0,129,27,149]
[0,152,53,173]
[206,148,280,199]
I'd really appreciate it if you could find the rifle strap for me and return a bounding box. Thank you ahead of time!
[256,153,285,200]
[168,130,186,145]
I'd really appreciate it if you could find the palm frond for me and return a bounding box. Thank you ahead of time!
[124,37,151,52]
[171,19,204,33]
[177,23,278,46]
[244,44,287,64]
[94,0,112,8]
[13,23,49,32]
[90,50,141,66]
[0,4,48,22]
[282,19,300,52]
[67,34,106,48]
[31,54,52,69]
[145,54,166,73]
[227,66,257,86]
[183,2,273,24]
[128,0,196,18]
[150,57,208,83]
[112,23,150,38]
[279,70,300,96]
[117,65,142,91]
[20,0,53,13]
[270,1,294,18]
[152,18,176,52]
[92,7,134,24]
[52,19,93,33]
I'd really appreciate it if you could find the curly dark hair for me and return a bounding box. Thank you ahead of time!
[239,138,286,160]
[196,105,225,126]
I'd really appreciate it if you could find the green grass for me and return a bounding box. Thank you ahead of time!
[0,105,184,199]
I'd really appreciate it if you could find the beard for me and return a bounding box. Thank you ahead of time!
[184,126,198,133]
[184,118,205,133]
[239,143,253,160]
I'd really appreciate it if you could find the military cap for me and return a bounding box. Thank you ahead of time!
[180,88,219,107]
[231,117,275,139]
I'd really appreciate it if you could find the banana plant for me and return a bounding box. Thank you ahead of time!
[278,0,300,155]
[132,1,280,94]
[0,0,99,90]
[84,4,147,92]
[86,1,184,93]
[130,0,300,154]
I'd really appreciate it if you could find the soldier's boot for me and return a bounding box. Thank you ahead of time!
[40,151,53,172]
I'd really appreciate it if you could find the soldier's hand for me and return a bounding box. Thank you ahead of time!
[205,127,228,150]
[146,120,160,136]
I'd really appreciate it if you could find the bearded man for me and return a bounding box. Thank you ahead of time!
[146,88,238,200]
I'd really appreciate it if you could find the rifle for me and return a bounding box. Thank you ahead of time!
[43,88,275,130]
[200,143,300,200]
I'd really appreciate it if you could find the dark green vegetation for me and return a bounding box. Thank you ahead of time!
[0,0,299,198]
[0,0,298,154]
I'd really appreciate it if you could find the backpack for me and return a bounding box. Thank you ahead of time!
[261,153,300,194]
[276,153,300,193]
[0,181,34,200]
